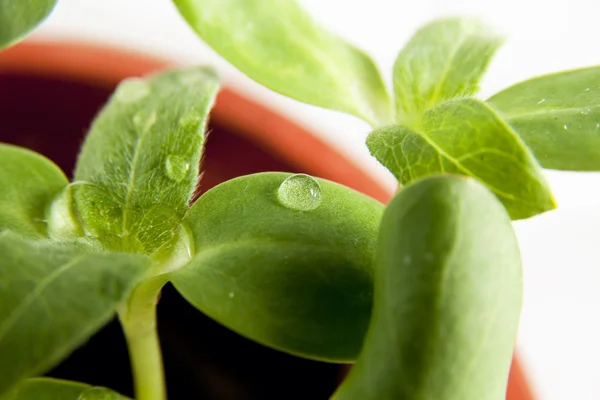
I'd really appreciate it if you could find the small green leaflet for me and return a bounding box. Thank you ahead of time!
[393,18,502,126]
[367,98,555,220]
[70,67,219,254]
[0,232,150,396]
[0,144,68,238]
[1,378,128,400]
[333,175,522,400]
[488,66,600,171]
[172,0,391,126]
[0,0,57,50]
[171,172,383,362]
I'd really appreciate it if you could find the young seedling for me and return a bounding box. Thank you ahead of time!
[1,0,599,399]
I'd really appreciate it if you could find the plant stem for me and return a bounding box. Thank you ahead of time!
[119,276,169,400]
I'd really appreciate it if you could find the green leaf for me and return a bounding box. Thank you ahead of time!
[71,68,219,254]
[0,144,68,238]
[333,175,522,400]
[2,378,128,400]
[0,0,57,50]
[393,18,502,126]
[172,0,391,126]
[367,98,555,220]
[0,232,151,396]
[488,66,600,170]
[170,172,383,362]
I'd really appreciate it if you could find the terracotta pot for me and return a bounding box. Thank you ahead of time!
[0,41,535,400]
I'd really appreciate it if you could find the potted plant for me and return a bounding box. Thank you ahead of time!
[2,1,599,399]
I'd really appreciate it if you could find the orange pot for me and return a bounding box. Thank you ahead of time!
[0,41,535,400]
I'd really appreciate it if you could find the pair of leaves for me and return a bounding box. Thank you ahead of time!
[172,1,551,218]
[375,18,600,219]
[1,65,387,400]
[334,175,522,400]
[369,18,557,220]
[173,1,600,219]
[0,66,219,394]
[0,0,57,50]
[0,145,152,395]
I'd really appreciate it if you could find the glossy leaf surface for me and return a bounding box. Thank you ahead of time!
[173,0,391,126]
[334,175,522,400]
[72,68,219,254]
[2,378,127,400]
[367,98,555,219]
[488,66,600,170]
[0,0,57,49]
[393,18,502,125]
[0,233,150,396]
[171,172,383,362]
[0,144,68,238]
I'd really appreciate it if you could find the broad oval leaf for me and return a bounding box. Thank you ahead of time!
[2,378,128,400]
[170,172,383,362]
[0,0,57,50]
[173,0,391,126]
[0,233,151,396]
[488,66,600,170]
[393,18,502,126]
[367,98,555,220]
[0,144,68,238]
[333,175,522,400]
[71,68,219,254]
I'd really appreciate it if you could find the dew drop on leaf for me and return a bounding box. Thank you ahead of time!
[78,387,122,400]
[563,124,569,130]
[165,155,191,183]
[178,110,203,136]
[277,174,322,211]
[114,78,151,103]
[133,109,157,133]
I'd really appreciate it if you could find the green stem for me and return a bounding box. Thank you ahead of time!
[119,276,169,400]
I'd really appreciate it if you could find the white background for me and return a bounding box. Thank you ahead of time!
[30,1,600,398]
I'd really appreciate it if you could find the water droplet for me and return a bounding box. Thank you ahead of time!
[133,109,157,133]
[563,124,569,130]
[537,98,546,104]
[78,387,121,400]
[586,87,591,91]
[277,174,322,211]
[178,111,204,136]
[403,255,412,265]
[114,78,150,103]
[597,123,600,129]
[228,292,235,298]
[165,155,190,183]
